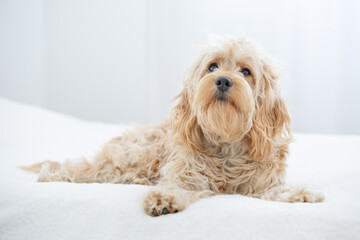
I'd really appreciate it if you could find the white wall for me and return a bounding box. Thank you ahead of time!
[0,0,46,107]
[45,0,147,124]
[1,0,360,134]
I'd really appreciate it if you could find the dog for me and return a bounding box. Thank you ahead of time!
[22,37,324,216]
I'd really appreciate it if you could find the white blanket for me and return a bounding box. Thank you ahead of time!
[0,97,359,240]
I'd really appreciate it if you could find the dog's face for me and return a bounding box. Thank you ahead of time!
[171,38,290,160]
[192,40,259,143]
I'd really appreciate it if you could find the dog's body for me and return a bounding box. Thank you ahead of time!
[23,37,323,216]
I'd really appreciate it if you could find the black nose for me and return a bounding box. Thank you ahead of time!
[215,76,233,92]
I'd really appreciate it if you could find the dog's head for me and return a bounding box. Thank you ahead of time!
[171,37,290,160]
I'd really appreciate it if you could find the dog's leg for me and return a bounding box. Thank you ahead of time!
[37,143,136,184]
[37,157,97,183]
[259,185,324,203]
[143,186,214,216]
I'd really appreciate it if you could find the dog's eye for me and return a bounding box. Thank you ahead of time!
[208,63,218,72]
[241,68,251,76]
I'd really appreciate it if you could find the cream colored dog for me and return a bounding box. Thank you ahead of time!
[22,37,324,216]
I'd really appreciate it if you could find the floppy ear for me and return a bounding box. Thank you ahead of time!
[248,64,291,161]
[170,90,205,152]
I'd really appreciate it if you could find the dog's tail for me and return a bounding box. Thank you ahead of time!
[18,161,53,173]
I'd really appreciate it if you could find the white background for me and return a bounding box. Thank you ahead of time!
[1,0,359,134]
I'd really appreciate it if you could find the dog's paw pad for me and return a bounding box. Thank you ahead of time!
[144,191,181,217]
[151,207,170,216]
[152,208,159,216]
[162,207,169,215]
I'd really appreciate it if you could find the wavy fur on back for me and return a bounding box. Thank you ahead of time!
[23,37,323,216]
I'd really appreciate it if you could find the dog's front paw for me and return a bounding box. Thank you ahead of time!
[143,190,182,217]
[295,189,324,203]
[263,185,324,203]
[279,187,324,203]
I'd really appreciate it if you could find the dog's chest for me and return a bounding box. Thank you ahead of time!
[199,153,257,193]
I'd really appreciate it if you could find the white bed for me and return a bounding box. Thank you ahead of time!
[1,97,359,240]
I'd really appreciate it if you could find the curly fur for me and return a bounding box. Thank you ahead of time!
[22,37,324,216]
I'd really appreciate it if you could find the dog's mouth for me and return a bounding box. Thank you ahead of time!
[215,92,229,102]
[212,92,240,112]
